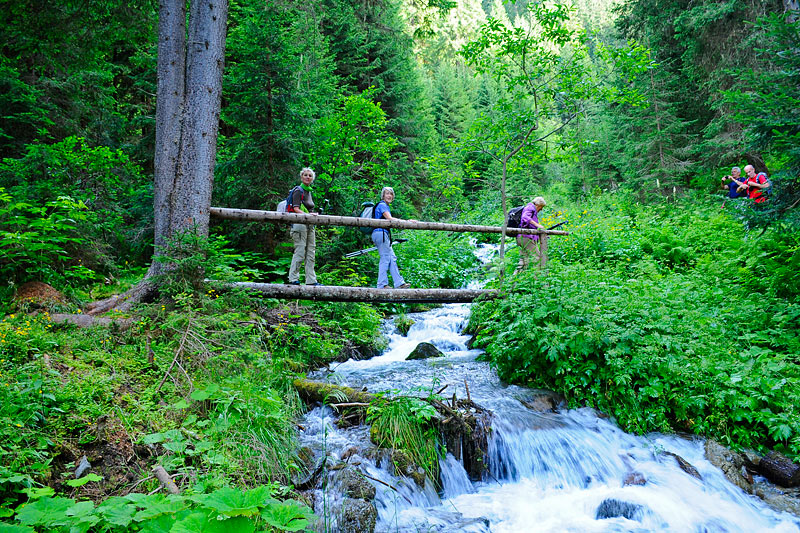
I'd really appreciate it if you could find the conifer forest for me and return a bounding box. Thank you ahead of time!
[1,0,799,531]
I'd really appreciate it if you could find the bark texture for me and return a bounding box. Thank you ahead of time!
[217,282,497,303]
[89,0,229,314]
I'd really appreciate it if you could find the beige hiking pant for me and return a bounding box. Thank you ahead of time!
[289,224,317,284]
[515,235,542,274]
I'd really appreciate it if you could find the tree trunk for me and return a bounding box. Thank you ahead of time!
[209,208,569,237]
[216,282,497,303]
[88,0,229,315]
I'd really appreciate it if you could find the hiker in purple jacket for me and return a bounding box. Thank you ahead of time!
[515,196,547,274]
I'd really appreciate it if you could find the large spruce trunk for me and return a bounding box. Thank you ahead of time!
[89,0,229,314]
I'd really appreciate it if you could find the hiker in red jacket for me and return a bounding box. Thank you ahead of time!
[740,165,771,204]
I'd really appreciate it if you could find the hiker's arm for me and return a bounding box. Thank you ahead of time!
[520,205,545,230]
[748,178,770,189]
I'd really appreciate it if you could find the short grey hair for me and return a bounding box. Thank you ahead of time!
[732,166,741,174]
[381,187,395,200]
[533,196,546,207]
[300,167,316,180]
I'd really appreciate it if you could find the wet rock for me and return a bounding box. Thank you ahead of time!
[752,482,800,517]
[334,468,377,500]
[595,498,643,520]
[340,446,359,462]
[291,446,326,490]
[406,342,445,360]
[338,497,377,533]
[74,456,92,479]
[519,391,566,412]
[623,471,647,486]
[439,399,493,481]
[758,451,800,488]
[663,451,702,480]
[704,440,751,492]
[388,449,427,487]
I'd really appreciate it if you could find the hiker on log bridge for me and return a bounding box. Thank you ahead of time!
[209,206,569,302]
[209,207,568,237]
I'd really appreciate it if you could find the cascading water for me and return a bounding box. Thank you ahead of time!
[300,245,800,532]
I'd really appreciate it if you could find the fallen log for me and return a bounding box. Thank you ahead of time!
[293,378,493,481]
[209,208,569,237]
[213,282,497,303]
[294,379,376,407]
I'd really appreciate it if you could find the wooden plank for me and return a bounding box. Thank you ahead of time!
[209,207,568,237]
[215,281,497,303]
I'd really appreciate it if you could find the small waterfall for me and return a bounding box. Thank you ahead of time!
[300,244,800,532]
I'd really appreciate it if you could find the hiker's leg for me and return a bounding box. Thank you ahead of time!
[373,231,391,288]
[388,247,406,288]
[304,226,317,284]
[289,224,307,283]
[537,235,547,270]
[515,235,532,274]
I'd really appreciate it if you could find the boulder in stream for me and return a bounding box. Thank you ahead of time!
[406,342,445,360]
[338,497,377,533]
[662,451,702,480]
[290,446,326,490]
[595,498,643,520]
[334,468,377,500]
[704,440,750,492]
[758,451,800,488]
[705,439,800,517]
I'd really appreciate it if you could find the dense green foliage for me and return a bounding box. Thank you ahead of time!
[1,0,799,529]
[470,192,800,457]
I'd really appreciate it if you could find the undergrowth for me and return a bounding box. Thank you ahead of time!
[470,191,800,457]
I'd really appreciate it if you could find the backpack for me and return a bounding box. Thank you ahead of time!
[278,186,302,213]
[507,205,526,228]
[357,201,377,235]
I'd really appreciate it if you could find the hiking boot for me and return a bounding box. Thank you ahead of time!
[396,283,411,289]
[379,285,391,289]
[307,282,322,286]
[289,280,300,285]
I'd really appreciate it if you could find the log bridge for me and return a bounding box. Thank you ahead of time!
[210,207,568,303]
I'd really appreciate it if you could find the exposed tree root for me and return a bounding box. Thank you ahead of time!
[51,314,135,330]
[86,278,159,315]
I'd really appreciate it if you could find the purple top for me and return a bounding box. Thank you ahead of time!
[520,202,539,241]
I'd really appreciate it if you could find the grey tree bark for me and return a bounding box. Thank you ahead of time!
[88,0,229,314]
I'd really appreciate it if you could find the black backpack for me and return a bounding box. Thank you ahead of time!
[507,205,525,228]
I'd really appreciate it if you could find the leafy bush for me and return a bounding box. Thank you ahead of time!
[0,188,97,289]
[0,137,151,270]
[471,192,800,457]
[2,485,314,532]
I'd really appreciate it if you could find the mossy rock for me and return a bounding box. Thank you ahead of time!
[334,468,377,500]
[338,498,377,533]
[406,342,444,360]
[394,315,415,336]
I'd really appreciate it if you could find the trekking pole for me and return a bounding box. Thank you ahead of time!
[344,238,408,259]
[547,221,568,230]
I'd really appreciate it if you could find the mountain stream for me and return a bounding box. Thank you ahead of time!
[299,246,800,533]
